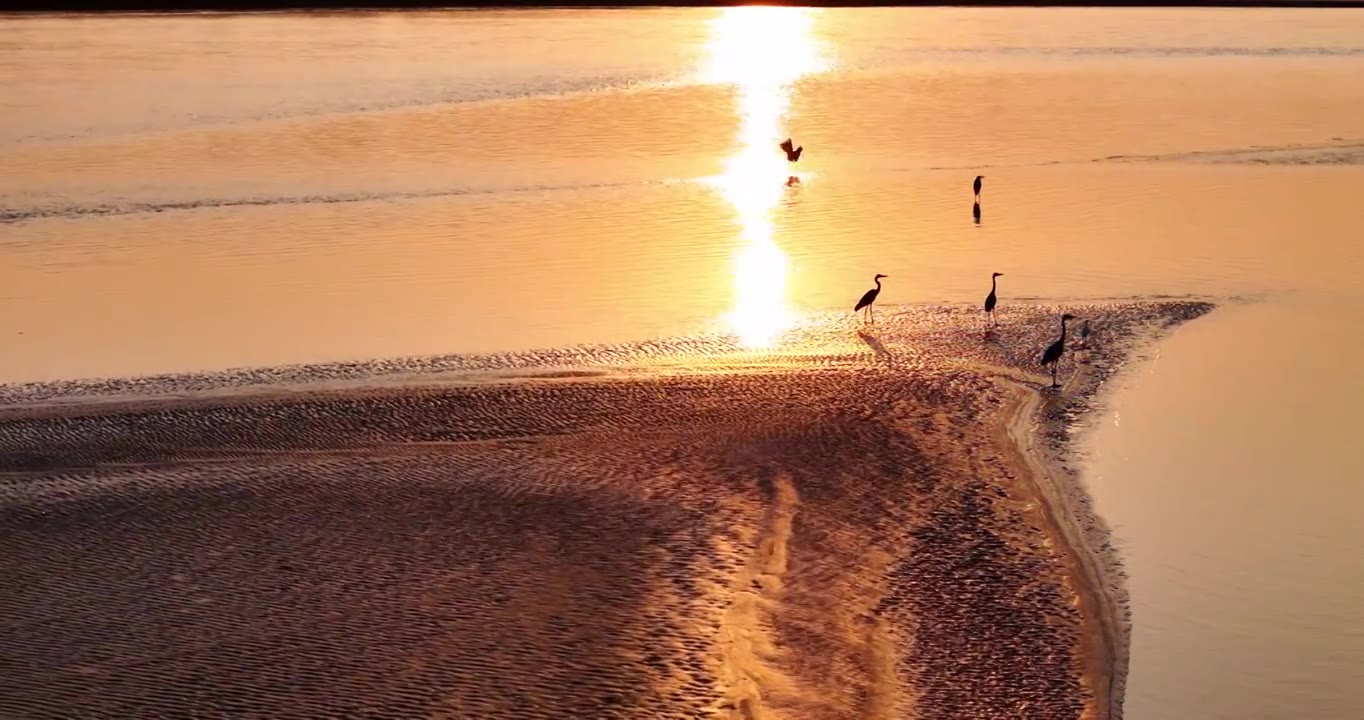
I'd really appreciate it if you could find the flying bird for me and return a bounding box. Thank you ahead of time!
[1040,313,1077,388]
[983,272,1004,325]
[973,175,984,200]
[780,138,803,163]
[854,274,888,325]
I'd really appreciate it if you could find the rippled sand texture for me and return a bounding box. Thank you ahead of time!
[0,301,1209,719]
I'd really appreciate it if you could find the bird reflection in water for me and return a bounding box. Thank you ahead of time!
[703,7,826,349]
[781,137,804,186]
[972,175,985,225]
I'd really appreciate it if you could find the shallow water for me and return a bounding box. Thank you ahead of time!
[4,8,1364,382]
[1082,296,1364,719]
[3,7,1364,718]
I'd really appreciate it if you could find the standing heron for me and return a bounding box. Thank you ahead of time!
[1079,319,1091,345]
[780,138,803,163]
[983,272,1004,325]
[1040,313,1077,388]
[855,274,888,325]
[973,175,984,201]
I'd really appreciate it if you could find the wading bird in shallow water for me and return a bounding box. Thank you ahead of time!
[1075,319,1095,363]
[984,272,1004,325]
[780,138,803,163]
[1040,313,1077,388]
[855,274,887,325]
[973,175,984,200]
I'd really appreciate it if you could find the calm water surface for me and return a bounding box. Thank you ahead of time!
[3,7,1363,718]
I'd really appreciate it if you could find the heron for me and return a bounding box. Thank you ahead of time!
[973,175,984,200]
[1040,313,1077,388]
[1079,319,1091,345]
[780,138,803,163]
[983,272,1004,325]
[855,274,887,325]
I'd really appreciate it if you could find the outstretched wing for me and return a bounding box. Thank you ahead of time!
[792,146,803,161]
[779,138,794,154]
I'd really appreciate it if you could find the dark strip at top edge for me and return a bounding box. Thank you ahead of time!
[4,1,1364,15]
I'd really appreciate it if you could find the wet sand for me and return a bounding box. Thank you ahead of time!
[0,301,1209,719]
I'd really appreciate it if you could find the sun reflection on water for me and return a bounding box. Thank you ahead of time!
[704,7,826,349]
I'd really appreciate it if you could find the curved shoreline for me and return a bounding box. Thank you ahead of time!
[988,304,1216,720]
[999,380,1124,720]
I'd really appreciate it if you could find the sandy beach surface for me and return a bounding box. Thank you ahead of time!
[0,301,1208,719]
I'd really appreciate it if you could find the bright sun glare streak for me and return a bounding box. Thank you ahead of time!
[704,7,825,349]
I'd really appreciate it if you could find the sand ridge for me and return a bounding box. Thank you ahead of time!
[0,301,1212,719]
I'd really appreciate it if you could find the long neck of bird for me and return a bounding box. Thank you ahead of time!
[875,277,882,290]
[991,275,997,292]
[1059,317,1069,341]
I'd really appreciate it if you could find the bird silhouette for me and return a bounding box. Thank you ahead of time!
[972,201,982,225]
[780,138,803,163]
[1040,313,1077,388]
[854,274,887,325]
[983,272,1004,325]
[973,175,984,200]
[1075,319,1095,363]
